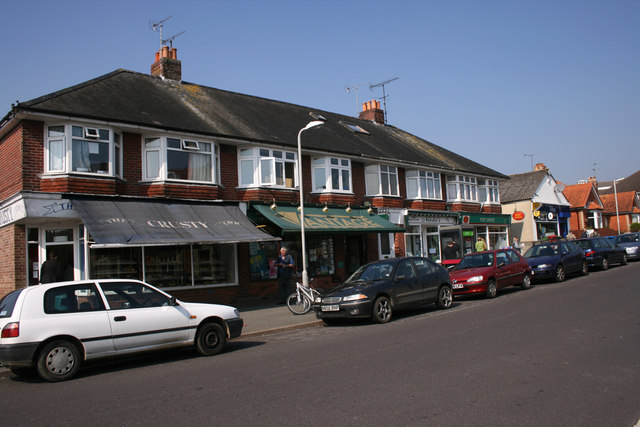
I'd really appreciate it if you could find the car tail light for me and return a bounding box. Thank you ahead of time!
[585,250,596,258]
[1,322,19,338]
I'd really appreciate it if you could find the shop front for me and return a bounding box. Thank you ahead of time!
[404,211,459,262]
[459,212,511,252]
[533,204,571,240]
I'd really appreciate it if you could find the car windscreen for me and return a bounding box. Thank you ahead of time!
[618,234,640,243]
[455,253,494,269]
[574,240,592,249]
[346,261,395,282]
[524,244,559,258]
[0,289,23,318]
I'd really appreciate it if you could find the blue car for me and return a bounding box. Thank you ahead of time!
[613,232,640,261]
[574,237,628,270]
[523,241,588,282]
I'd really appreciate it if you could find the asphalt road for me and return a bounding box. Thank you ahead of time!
[2,263,639,426]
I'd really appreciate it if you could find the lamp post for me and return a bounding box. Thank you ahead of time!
[614,177,625,235]
[297,120,324,287]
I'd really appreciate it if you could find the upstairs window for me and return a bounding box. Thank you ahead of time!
[446,175,477,202]
[45,124,122,177]
[312,157,352,193]
[366,165,399,196]
[238,147,297,189]
[406,170,442,199]
[478,179,500,204]
[143,136,217,183]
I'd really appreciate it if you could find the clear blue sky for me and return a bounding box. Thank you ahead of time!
[1,0,638,185]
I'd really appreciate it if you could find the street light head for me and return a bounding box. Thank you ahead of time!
[304,120,324,130]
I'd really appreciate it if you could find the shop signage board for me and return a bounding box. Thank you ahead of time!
[460,213,511,225]
[512,211,525,221]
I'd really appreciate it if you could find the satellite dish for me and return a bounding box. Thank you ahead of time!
[555,183,565,193]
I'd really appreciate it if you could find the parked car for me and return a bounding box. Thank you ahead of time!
[573,237,628,270]
[449,249,532,298]
[313,257,453,325]
[523,241,588,282]
[613,232,640,261]
[0,279,243,382]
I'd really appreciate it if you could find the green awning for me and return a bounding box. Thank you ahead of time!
[252,205,404,235]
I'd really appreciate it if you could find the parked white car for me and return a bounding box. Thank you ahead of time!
[0,279,243,382]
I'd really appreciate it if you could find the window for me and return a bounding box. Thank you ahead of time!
[45,124,122,177]
[143,136,217,183]
[100,281,170,309]
[238,147,297,188]
[340,121,369,134]
[312,157,352,192]
[44,284,104,314]
[406,170,442,199]
[446,175,477,202]
[366,165,399,196]
[478,179,500,204]
[587,211,602,229]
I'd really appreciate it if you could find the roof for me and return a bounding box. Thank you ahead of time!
[600,191,640,214]
[499,170,548,203]
[3,69,506,179]
[598,170,640,194]
[563,182,603,210]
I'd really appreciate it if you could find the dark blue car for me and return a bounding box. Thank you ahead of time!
[574,237,628,270]
[523,241,588,282]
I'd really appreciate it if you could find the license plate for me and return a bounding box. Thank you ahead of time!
[321,305,339,312]
[452,283,464,289]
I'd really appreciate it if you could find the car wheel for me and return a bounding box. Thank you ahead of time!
[621,254,628,265]
[521,274,531,290]
[195,322,226,356]
[486,279,497,299]
[601,257,609,270]
[580,260,589,276]
[371,296,392,323]
[554,265,566,282]
[436,285,453,309]
[36,340,81,382]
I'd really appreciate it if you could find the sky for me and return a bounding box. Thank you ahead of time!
[1,0,638,185]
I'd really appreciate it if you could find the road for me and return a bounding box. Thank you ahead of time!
[2,263,639,426]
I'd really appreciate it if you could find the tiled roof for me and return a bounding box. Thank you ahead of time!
[600,191,639,214]
[563,182,603,209]
[5,69,507,179]
[499,170,548,203]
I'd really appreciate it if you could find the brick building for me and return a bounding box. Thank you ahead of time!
[0,47,508,302]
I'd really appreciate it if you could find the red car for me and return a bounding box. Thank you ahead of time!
[449,249,532,298]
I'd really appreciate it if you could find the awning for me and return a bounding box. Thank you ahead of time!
[251,205,404,235]
[72,198,280,248]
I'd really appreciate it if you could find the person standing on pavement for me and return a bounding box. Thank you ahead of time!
[40,251,61,284]
[275,247,295,304]
[475,237,487,252]
[443,240,460,259]
[512,237,522,253]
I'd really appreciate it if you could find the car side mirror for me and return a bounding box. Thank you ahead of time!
[169,296,178,306]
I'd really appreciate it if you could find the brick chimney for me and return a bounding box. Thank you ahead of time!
[151,46,182,81]
[359,100,385,125]
[534,163,548,171]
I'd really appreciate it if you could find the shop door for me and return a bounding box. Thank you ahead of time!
[346,236,364,275]
[42,229,75,283]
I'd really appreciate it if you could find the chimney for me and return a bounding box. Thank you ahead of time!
[359,99,385,125]
[534,163,548,171]
[151,46,182,81]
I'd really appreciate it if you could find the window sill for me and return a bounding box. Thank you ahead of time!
[140,179,219,187]
[42,172,119,180]
[365,194,403,198]
[310,190,354,195]
[237,186,299,192]
[406,197,444,201]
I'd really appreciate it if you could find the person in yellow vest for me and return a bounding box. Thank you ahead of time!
[475,237,487,252]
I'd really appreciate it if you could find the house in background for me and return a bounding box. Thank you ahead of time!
[562,180,605,236]
[499,163,570,251]
[600,191,640,233]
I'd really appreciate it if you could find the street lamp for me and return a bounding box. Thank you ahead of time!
[614,177,625,235]
[297,120,324,287]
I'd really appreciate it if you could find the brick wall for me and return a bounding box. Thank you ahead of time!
[0,224,26,296]
[0,124,25,200]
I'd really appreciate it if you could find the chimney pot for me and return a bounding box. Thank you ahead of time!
[362,102,367,112]
[170,47,177,60]
[162,45,170,58]
[155,51,160,62]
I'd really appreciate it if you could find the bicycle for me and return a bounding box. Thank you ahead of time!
[286,280,323,315]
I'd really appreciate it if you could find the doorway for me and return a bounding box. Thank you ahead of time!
[42,228,75,282]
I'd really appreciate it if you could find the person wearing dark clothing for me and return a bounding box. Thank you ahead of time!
[40,252,61,284]
[275,247,295,304]
[443,240,460,260]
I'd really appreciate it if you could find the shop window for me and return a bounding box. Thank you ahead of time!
[238,147,297,189]
[312,157,352,193]
[406,170,442,199]
[366,164,399,196]
[91,247,142,281]
[143,136,217,183]
[405,226,422,257]
[446,175,477,202]
[249,241,280,280]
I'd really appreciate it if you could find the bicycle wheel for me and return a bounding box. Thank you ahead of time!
[286,292,311,314]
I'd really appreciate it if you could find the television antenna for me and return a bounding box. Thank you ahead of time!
[150,16,174,48]
[345,81,369,116]
[369,77,399,123]
[163,31,185,48]
[524,153,536,171]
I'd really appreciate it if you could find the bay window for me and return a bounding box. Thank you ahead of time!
[143,136,217,183]
[366,164,399,196]
[312,157,352,192]
[406,170,442,199]
[45,124,122,177]
[478,179,500,204]
[446,175,478,202]
[238,147,297,188]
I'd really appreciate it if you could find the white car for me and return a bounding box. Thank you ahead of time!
[0,279,243,382]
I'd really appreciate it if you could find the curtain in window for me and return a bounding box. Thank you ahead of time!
[72,140,91,171]
[188,152,211,181]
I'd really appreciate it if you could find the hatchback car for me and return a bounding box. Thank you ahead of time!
[613,232,640,261]
[0,279,243,382]
[573,237,627,270]
[313,257,453,324]
[524,241,588,282]
[449,249,532,298]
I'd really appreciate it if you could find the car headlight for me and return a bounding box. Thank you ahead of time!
[342,294,367,301]
[314,297,322,303]
[466,276,484,283]
[537,264,550,269]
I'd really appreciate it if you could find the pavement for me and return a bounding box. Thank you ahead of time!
[236,296,323,337]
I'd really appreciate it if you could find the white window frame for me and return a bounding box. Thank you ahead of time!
[446,174,478,202]
[587,211,602,229]
[142,136,218,183]
[44,123,122,178]
[365,164,399,196]
[378,233,395,259]
[478,179,500,204]
[237,146,298,189]
[406,170,442,200]
[311,157,352,193]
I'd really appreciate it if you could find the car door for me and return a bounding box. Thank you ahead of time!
[412,258,441,301]
[560,242,579,273]
[494,250,513,288]
[506,250,527,283]
[98,281,191,353]
[392,259,422,307]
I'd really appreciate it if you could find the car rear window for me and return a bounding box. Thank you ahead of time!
[44,284,105,314]
[0,289,23,318]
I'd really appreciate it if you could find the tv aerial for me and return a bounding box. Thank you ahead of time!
[369,77,399,123]
[345,81,369,116]
[150,16,185,49]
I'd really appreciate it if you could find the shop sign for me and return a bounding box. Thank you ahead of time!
[533,210,541,218]
[0,199,27,227]
[408,215,456,226]
[512,211,525,221]
[460,213,511,225]
[462,230,475,237]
